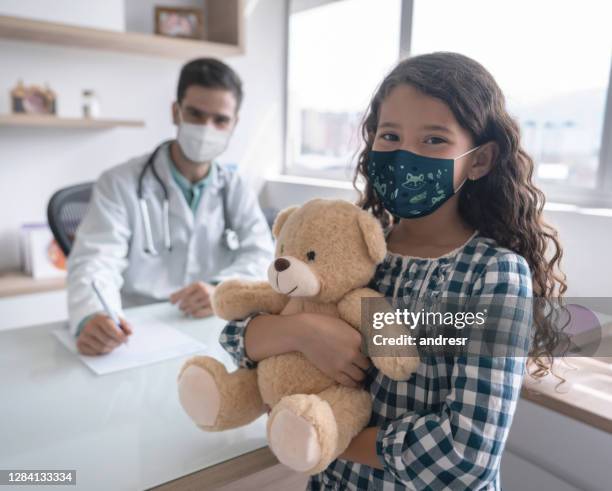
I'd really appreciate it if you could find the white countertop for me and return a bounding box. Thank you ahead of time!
[0,302,267,491]
[0,289,67,331]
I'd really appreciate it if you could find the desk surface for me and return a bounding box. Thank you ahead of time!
[0,303,268,491]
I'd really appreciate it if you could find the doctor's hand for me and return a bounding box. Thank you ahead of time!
[76,314,132,356]
[170,281,216,318]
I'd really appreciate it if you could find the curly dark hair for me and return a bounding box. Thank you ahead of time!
[353,52,568,378]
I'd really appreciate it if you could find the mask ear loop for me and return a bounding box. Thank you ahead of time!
[453,145,481,193]
[454,145,481,161]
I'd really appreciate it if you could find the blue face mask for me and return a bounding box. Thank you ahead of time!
[367,146,479,219]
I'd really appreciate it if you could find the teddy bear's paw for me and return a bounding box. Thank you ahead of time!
[269,408,321,472]
[212,279,268,320]
[177,363,221,428]
[372,355,420,381]
[267,394,338,475]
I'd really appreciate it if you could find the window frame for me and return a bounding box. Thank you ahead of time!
[283,0,612,208]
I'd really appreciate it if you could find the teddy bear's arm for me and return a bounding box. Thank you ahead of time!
[337,288,420,381]
[212,279,289,321]
[336,287,383,330]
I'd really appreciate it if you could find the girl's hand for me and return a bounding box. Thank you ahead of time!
[296,313,372,388]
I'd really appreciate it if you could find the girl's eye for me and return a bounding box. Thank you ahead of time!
[379,133,399,142]
[306,250,316,261]
[424,136,447,144]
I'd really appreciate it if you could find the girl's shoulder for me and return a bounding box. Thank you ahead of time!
[457,234,533,295]
[458,234,530,272]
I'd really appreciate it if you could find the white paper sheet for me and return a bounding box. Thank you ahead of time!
[53,313,207,375]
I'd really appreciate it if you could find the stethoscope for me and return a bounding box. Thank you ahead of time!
[136,140,240,255]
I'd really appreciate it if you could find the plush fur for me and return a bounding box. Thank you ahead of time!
[177,199,419,474]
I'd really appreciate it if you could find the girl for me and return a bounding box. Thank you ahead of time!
[220,52,566,490]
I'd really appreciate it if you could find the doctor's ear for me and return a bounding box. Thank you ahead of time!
[272,205,299,239]
[468,142,498,181]
[172,102,180,126]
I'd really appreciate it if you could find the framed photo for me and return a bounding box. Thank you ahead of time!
[155,7,204,40]
[11,81,56,115]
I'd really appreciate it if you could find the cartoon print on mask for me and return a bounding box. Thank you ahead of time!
[431,193,447,205]
[402,172,426,190]
[431,182,447,205]
[409,191,427,204]
[373,175,387,198]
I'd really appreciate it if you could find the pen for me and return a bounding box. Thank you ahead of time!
[92,280,128,339]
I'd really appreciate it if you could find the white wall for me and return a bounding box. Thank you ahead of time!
[0,0,125,31]
[0,0,287,271]
[544,210,612,297]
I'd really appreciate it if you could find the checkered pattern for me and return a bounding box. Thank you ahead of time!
[220,234,533,490]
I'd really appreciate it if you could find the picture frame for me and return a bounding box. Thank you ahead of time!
[154,6,204,40]
[11,81,56,115]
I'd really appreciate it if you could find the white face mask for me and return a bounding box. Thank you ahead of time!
[176,110,231,164]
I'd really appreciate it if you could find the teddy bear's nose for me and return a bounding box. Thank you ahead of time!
[274,258,290,272]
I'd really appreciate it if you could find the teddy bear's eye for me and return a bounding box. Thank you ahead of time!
[306,250,316,261]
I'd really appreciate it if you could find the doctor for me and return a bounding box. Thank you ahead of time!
[67,58,274,356]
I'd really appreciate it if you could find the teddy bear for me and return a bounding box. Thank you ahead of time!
[177,199,419,475]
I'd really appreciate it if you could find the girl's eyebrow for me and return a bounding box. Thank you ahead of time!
[421,124,453,133]
[378,121,401,129]
[378,122,454,133]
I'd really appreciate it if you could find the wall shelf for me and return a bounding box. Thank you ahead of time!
[0,114,145,129]
[0,270,65,298]
[0,0,244,59]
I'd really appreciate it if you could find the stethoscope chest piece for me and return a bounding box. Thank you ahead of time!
[223,229,240,251]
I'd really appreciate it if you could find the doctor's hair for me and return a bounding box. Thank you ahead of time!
[353,51,569,380]
[177,58,243,109]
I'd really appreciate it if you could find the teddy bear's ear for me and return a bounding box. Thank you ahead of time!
[357,211,387,264]
[272,205,300,239]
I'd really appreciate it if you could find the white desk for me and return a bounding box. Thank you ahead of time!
[0,290,67,331]
[0,302,270,490]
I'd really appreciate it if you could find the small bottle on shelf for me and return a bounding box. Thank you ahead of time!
[82,90,100,118]
[11,80,26,113]
[44,84,57,115]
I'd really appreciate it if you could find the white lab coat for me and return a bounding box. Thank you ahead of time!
[67,142,274,335]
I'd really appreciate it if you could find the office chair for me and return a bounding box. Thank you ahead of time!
[262,207,279,233]
[47,182,94,257]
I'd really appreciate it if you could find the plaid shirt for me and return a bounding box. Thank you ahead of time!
[219,233,532,490]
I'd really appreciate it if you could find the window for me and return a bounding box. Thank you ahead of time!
[286,0,403,180]
[285,0,612,205]
[410,0,612,193]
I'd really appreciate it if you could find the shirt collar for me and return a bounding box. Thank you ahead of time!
[168,155,215,195]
